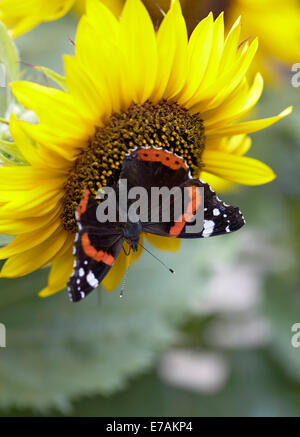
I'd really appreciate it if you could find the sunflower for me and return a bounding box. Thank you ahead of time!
[226,0,300,83]
[0,0,74,37]
[74,0,123,16]
[141,0,300,83]
[0,0,292,297]
[0,0,123,37]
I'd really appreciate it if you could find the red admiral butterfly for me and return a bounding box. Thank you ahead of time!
[68,147,245,302]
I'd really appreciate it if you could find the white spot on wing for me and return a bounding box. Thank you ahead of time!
[86,271,99,288]
[79,268,85,277]
[202,220,215,238]
[213,208,220,216]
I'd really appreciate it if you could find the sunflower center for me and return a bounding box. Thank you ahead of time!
[61,100,205,232]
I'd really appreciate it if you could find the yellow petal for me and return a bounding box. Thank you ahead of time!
[0,217,60,259]
[177,13,213,104]
[227,135,253,156]
[0,209,60,235]
[0,187,63,218]
[203,73,264,129]
[9,16,42,38]
[202,149,276,185]
[219,16,241,73]
[102,237,143,291]
[86,0,120,43]
[120,0,157,103]
[144,233,181,252]
[207,106,293,139]
[200,171,235,193]
[39,245,74,298]
[196,13,224,92]
[0,0,75,37]
[201,38,259,112]
[64,54,111,121]
[97,0,123,16]
[152,0,188,102]
[187,40,256,115]
[0,228,68,277]
[10,81,93,136]
[16,121,85,163]
[0,165,63,190]
[40,0,75,21]
[75,0,122,112]
[9,114,40,166]
[75,14,128,112]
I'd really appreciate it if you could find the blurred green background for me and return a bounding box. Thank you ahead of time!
[0,4,300,417]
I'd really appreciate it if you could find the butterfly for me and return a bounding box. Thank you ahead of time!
[68,147,245,302]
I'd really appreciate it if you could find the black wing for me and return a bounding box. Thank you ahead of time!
[68,188,124,302]
[121,147,190,190]
[122,147,245,239]
[143,178,245,238]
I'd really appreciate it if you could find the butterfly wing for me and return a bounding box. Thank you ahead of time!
[68,188,124,302]
[122,147,245,239]
[69,147,245,301]
[143,178,245,238]
[121,147,190,189]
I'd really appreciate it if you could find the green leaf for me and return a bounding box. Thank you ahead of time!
[0,21,19,83]
[0,139,25,162]
[0,233,246,412]
[0,152,23,165]
[263,275,300,382]
[33,66,67,91]
[70,352,300,417]
[0,238,221,411]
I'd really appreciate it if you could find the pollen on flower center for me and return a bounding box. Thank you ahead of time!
[61,101,205,233]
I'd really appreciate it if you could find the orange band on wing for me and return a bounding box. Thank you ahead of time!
[169,220,186,238]
[136,148,188,171]
[169,186,202,237]
[77,187,90,219]
[81,232,115,266]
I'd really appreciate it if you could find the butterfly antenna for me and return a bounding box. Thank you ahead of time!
[120,251,134,298]
[138,242,175,275]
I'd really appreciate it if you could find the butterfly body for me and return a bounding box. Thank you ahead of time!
[68,147,245,302]
[122,221,142,251]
